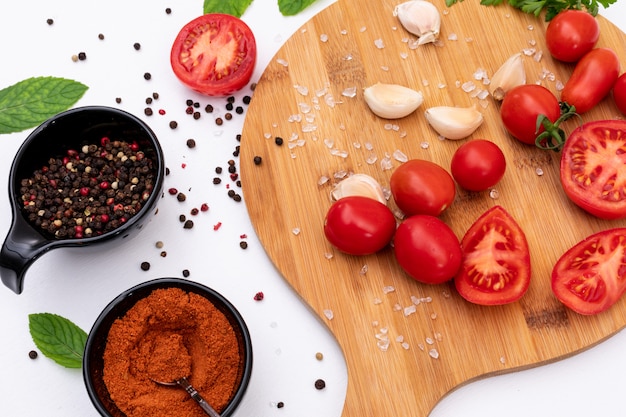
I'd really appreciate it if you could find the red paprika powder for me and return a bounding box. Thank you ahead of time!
[102,287,241,417]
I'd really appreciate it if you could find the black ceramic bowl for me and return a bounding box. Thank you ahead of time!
[0,106,165,294]
[83,278,253,417]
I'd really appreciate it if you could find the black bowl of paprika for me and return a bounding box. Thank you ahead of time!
[0,106,165,294]
[83,277,253,417]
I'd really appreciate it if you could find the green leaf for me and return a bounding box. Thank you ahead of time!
[278,0,319,16]
[28,313,88,368]
[203,0,254,17]
[0,77,88,135]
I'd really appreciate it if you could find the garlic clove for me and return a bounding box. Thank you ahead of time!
[489,53,526,101]
[330,173,387,205]
[394,0,441,45]
[424,106,484,140]
[363,82,424,119]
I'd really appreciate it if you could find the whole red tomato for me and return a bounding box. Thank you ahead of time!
[561,48,620,114]
[450,139,506,191]
[171,14,257,96]
[455,206,530,305]
[394,215,462,284]
[612,73,626,115]
[323,196,396,255]
[500,85,561,146]
[560,120,626,220]
[546,10,600,63]
[552,228,626,315]
[390,159,455,217]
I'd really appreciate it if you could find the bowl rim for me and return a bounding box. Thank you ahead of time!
[82,277,253,417]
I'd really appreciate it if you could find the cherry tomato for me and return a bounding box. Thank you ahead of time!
[323,196,396,255]
[561,48,620,114]
[450,139,506,191]
[560,120,626,220]
[394,215,462,284]
[170,14,257,96]
[546,10,600,63]
[455,206,530,305]
[552,228,626,315]
[612,73,626,116]
[500,85,561,145]
[390,159,455,217]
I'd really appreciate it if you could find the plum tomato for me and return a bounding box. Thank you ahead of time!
[170,14,257,96]
[613,73,626,116]
[560,120,626,220]
[455,206,530,306]
[323,196,396,255]
[394,215,462,284]
[552,228,626,315]
[450,139,506,191]
[389,159,455,217]
[500,85,561,146]
[546,10,600,63]
[561,48,620,114]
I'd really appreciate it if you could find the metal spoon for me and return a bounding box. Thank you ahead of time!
[152,376,221,417]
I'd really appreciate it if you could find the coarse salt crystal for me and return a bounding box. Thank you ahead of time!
[292,227,301,235]
[318,175,329,185]
[383,285,395,294]
[330,149,348,158]
[420,141,429,149]
[320,33,329,42]
[324,138,334,148]
[425,337,434,345]
[404,305,416,316]
[366,154,378,165]
[393,149,408,162]
[323,309,334,320]
[374,38,385,49]
[401,342,410,350]
[359,264,368,275]
[324,252,333,259]
[489,188,500,199]
[276,58,289,66]
[393,303,402,312]
[302,124,317,133]
[373,297,383,305]
[448,33,458,41]
[429,348,439,359]
[536,168,544,176]
[342,86,357,97]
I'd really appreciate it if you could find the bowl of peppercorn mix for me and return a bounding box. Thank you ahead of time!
[83,277,253,417]
[0,106,165,294]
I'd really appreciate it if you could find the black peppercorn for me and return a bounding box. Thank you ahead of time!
[140,261,151,271]
[253,156,262,165]
[314,379,326,390]
[29,350,38,359]
[183,219,194,229]
[133,42,141,50]
[169,121,178,129]
[143,72,151,80]
[275,136,284,146]
[186,139,196,148]
[182,269,190,277]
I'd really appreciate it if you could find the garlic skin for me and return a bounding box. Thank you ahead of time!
[424,106,484,140]
[330,173,387,205]
[363,83,424,119]
[489,53,526,101]
[394,0,441,45]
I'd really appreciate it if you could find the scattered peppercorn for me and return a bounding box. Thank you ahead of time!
[240,241,248,249]
[200,203,209,212]
[183,219,194,229]
[190,208,199,216]
[314,379,326,390]
[275,136,284,146]
[29,350,38,359]
[177,192,186,202]
[215,118,223,126]
[160,251,167,257]
[253,291,264,301]
[277,402,284,409]
[205,104,214,113]
[315,352,324,361]
[155,241,164,249]
[186,99,194,106]
[78,52,87,61]
[168,188,178,195]
[140,261,151,271]
[213,178,221,185]
[71,54,79,62]
[133,42,141,50]
[243,95,251,105]
[215,167,223,174]
[225,113,232,121]
[186,139,196,148]
[169,121,178,129]
[115,97,122,104]
[226,102,234,111]
[144,108,153,116]
[143,72,151,80]
[235,106,244,114]
[46,18,54,25]
[253,156,262,165]
[98,33,105,40]
[165,7,172,14]
[179,214,186,222]
[193,112,201,120]
[182,269,190,277]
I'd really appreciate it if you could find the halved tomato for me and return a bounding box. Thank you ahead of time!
[560,120,626,220]
[170,14,257,96]
[552,228,626,315]
[455,205,531,305]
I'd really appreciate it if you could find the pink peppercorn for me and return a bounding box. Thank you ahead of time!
[254,292,264,301]
[200,203,209,212]
[80,187,90,196]
[168,187,178,195]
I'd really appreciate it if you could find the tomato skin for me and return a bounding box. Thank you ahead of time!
[500,85,561,145]
[546,10,599,63]
[552,228,626,315]
[170,14,257,97]
[323,196,396,255]
[390,159,455,217]
[561,48,620,114]
[560,120,626,220]
[455,206,530,306]
[612,73,626,116]
[394,215,462,284]
[450,139,506,191]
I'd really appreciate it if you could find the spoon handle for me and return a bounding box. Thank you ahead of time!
[176,377,221,417]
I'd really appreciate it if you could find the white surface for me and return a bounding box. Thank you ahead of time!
[0,1,625,416]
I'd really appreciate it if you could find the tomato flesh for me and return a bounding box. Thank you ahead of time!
[546,10,599,63]
[455,205,530,305]
[552,228,626,315]
[171,14,257,96]
[323,196,396,255]
[394,215,462,284]
[560,120,626,220]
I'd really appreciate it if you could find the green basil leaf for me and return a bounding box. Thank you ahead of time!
[28,313,88,369]
[203,0,254,17]
[0,77,88,135]
[278,0,319,16]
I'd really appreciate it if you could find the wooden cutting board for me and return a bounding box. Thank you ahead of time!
[240,0,626,415]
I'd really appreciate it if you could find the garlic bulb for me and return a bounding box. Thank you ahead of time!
[424,106,484,140]
[363,83,424,119]
[330,173,387,205]
[394,0,441,45]
[489,53,526,101]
